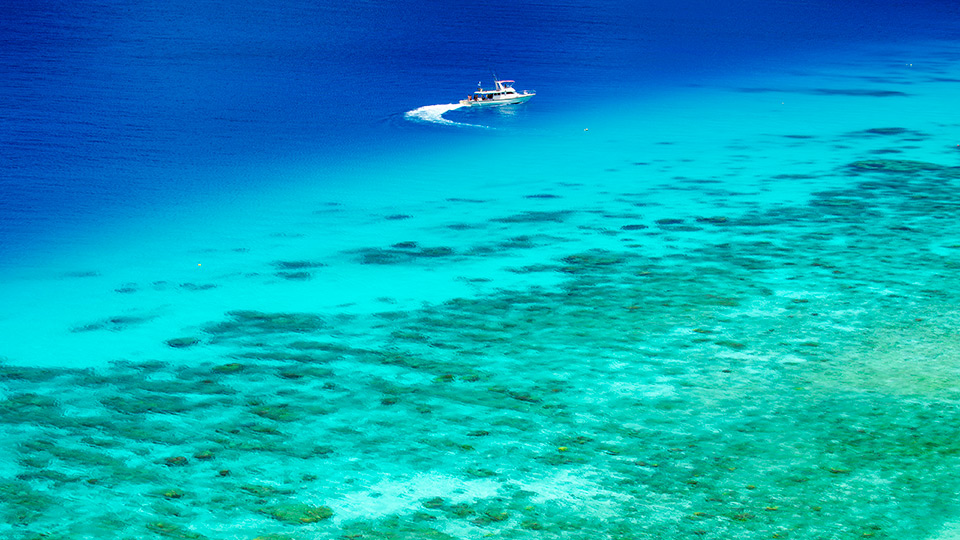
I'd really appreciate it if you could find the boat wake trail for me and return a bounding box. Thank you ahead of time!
[403,104,488,128]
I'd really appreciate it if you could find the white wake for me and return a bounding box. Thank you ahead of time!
[403,103,487,128]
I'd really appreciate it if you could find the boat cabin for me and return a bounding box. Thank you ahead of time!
[468,80,517,102]
[460,78,534,106]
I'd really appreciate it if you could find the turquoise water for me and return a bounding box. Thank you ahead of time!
[4,6,960,539]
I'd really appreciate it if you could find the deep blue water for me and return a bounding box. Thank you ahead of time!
[2,0,959,265]
[0,0,960,255]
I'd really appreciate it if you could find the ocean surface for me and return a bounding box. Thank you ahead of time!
[3,0,960,538]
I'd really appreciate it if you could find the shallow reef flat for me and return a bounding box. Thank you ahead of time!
[5,147,960,539]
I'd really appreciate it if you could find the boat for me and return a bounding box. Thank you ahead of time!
[460,78,535,106]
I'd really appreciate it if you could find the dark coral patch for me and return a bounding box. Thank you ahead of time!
[559,251,625,273]
[417,246,455,257]
[204,311,325,336]
[859,127,910,136]
[72,315,153,333]
[847,160,946,173]
[446,198,489,203]
[262,503,333,523]
[447,223,483,230]
[272,260,326,270]
[497,236,538,249]
[359,249,408,265]
[696,216,729,225]
[355,246,455,264]
[275,271,312,280]
[166,337,200,349]
[772,173,816,180]
[181,283,217,291]
[491,211,573,224]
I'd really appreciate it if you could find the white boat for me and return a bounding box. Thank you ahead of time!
[460,79,535,106]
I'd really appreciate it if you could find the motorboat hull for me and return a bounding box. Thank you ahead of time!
[459,93,534,106]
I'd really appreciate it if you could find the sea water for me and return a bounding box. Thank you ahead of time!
[3,1,960,538]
